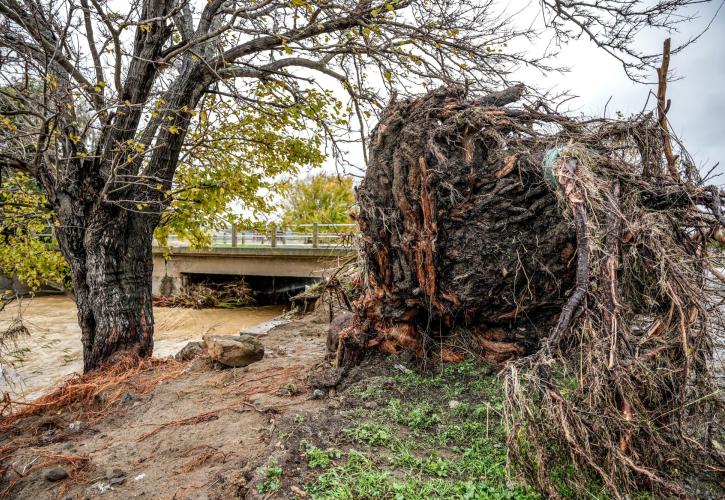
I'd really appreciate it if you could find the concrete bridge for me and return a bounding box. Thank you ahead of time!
[152,224,357,300]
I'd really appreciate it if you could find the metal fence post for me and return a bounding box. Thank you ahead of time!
[271,223,277,247]
[312,223,319,248]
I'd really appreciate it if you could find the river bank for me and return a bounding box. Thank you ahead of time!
[1,305,721,499]
[0,306,332,499]
[0,296,284,401]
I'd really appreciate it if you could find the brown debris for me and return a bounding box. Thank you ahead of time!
[153,280,254,309]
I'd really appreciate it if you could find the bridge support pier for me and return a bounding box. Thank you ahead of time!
[152,259,183,296]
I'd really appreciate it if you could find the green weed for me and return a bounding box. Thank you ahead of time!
[345,422,395,447]
[303,443,336,469]
[256,462,283,493]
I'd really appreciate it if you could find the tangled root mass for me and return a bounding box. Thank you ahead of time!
[342,86,724,497]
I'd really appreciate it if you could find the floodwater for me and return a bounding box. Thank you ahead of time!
[0,295,284,401]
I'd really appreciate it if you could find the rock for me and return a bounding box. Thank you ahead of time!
[448,400,461,409]
[312,389,325,399]
[327,312,354,356]
[364,401,378,410]
[43,467,68,481]
[203,334,264,368]
[394,364,411,374]
[118,392,141,407]
[106,468,126,481]
[109,476,126,486]
[175,341,204,361]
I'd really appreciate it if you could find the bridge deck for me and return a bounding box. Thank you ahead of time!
[152,244,355,296]
[152,245,355,258]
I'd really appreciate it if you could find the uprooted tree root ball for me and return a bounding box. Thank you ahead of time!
[339,86,724,496]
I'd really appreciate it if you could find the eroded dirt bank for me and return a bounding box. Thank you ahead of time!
[0,309,330,499]
[0,296,283,400]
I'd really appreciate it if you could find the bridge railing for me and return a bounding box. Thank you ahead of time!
[161,223,358,249]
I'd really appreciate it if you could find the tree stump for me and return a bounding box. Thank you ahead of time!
[342,87,576,365]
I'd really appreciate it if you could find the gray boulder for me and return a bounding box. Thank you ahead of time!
[203,334,264,367]
[175,341,204,361]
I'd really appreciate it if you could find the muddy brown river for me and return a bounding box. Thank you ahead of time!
[0,296,284,401]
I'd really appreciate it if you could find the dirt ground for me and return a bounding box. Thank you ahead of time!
[3,307,721,500]
[0,308,333,499]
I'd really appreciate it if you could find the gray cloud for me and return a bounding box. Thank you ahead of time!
[546,4,725,180]
[324,2,724,183]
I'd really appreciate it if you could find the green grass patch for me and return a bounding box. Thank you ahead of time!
[304,360,543,499]
[256,461,283,493]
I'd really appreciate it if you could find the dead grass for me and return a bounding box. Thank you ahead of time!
[0,354,185,428]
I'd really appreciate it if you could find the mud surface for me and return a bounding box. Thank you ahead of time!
[0,308,330,499]
[0,296,284,400]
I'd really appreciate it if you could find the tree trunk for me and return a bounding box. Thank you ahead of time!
[54,198,157,372]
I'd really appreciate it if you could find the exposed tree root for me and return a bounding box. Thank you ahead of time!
[343,85,724,496]
[0,355,184,429]
[0,449,90,498]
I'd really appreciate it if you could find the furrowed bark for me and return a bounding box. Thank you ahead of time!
[54,199,158,371]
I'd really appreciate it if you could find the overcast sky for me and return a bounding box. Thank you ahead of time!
[320,1,724,184]
[545,1,725,181]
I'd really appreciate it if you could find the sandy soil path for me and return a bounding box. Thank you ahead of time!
[1,309,330,499]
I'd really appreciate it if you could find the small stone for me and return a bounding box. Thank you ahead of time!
[312,389,325,399]
[118,392,141,407]
[448,400,461,409]
[109,476,126,486]
[175,341,204,361]
[106,468,127,480]
[364,401,378,410]
[203,334,264,368]
[43,467,68,482]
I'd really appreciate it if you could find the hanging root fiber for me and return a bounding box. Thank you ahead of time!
[343,85,724,496]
